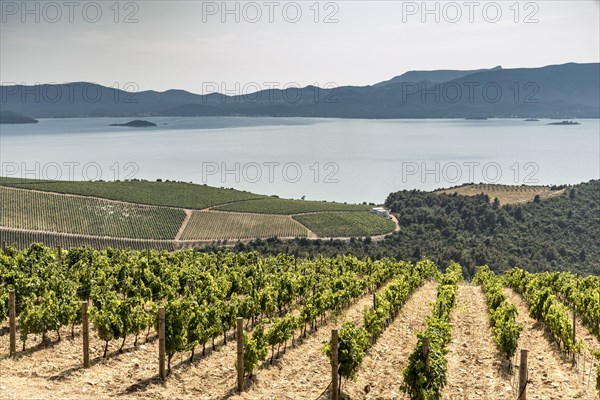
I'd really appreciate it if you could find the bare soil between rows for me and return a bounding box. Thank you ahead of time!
[0,283,392,400]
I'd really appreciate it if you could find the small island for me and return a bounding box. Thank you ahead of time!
[0,111,38,124]
[109,120,157,128]
[547,120,580,126]
[465,117,488,120]
[524,118,539,122]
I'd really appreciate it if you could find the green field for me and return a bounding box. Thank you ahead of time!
[180,211,308,241]
[294,211,396,237]
[0,177,263,209]
[0,186,185,239]
[213,197,370,214]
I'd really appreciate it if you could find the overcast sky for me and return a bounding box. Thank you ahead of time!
[1,0,599,93]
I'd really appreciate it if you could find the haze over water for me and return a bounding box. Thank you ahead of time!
[2,117,598,204]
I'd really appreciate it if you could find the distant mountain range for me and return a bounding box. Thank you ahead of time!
[372,66,503,87]
[1,63,598,120]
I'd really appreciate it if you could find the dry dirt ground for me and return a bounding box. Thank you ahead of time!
[238,280,410,400]
[435,184,566,205]
[0,282,393,400]
[342,281,438,399]
[442,284,513,400]
[1,283,597,400]
[503,288,599,400]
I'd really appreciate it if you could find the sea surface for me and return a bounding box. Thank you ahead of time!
[1,117,598,203]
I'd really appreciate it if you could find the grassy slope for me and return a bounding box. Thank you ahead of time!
[1,186,185,239]
[213,197,370,214]
[293,211,396,237]
[180,211,308,240]
[0,177,264,209]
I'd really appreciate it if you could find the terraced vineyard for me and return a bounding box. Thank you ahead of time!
[294,211,396,237]
[1,245,597,400]
[179,210,309,240]
[0,186,185,239]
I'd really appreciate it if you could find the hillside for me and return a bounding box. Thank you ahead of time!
[435,183,567,204]
[0,178,597,276]
[233,180,600,276]
[0,186,185,239]
[0,178,393,246]
[385,180,600,275]
[1,63,598,119]
[0,177,264,209]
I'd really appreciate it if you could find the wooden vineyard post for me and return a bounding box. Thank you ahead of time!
[422,337,430,371]
[82,301,90,368]
[158,306,166,381]
[9,290,16,357]
[331,329,339,400]
[518,349,528,400]
[373,292,377,309]
[236,317,244,393]
[572,304,577,365]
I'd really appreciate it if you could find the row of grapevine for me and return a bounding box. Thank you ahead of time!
[400,262,463,400]
[538,271,599,339]
[504,268,582,355]
[473,266,523,369]
[323,259,440,388]
[243,259,437,378]
[0,186,185,239]
[1,228,175,251]
[1,244,299,356]
[0,243,421,377]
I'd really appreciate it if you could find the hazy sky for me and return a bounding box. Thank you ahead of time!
[1,0,599,93]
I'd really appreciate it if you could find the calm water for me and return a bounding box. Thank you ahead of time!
[1,117,598,203]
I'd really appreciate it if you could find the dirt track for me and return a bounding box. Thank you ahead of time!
[342,281,438,399]
[442,284,512,399]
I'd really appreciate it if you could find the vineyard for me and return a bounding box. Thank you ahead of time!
[0,178,396,248]
[0,227,175,251]
[0,244,598,399]
[293,212,396,238]
[0,178,264,209]
[0,177,369,213]
[0,186,185,239]
[179,211,309,241]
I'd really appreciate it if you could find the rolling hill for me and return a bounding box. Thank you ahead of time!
[0,178,393,248]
